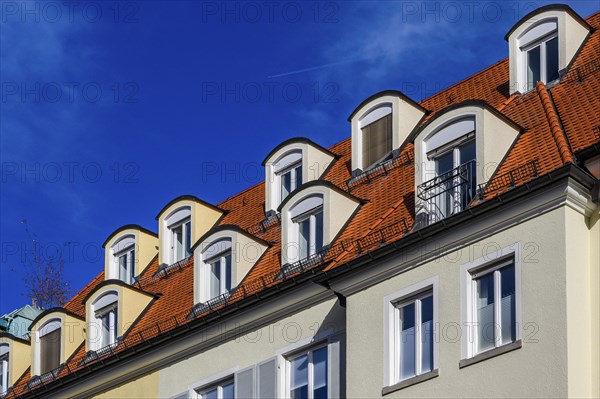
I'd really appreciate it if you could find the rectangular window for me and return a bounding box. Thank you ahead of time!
[118,247,135,284]
[96,305,118,349]
[294,207,324,260]
[0,348,8,394]
[525,34,559,91]
[199,379,234,399]
[208,251,233,299]
[40,328,61,375]
[171,219,192,263]
[396,292,434,381]
[470,259,517,355]
[362,113,392,169]
[288,345,328,399]
[280,163,303,202]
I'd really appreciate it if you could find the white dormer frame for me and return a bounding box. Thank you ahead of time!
[89,291,119,352]
[264,140,335,215]
[350,91,426,173]
[32,318,62,376]
[280,183,360,265]
[198,237,234,303]
[109,235,136,284]
[0,344,9,394]
[507,5,591,94]
[162,205,192,264]
[193,229,268,305]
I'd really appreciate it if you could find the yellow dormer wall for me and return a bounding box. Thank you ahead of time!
[157,198,224,266]
[0,335,30,387]
[29,311,85,376]
[104,226,159,279]
[84,282,154,352]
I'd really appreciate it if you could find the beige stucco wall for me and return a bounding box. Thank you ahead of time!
[104,227,159,278]
[92,370,159,399]
[157,298,345,398]
[158,199,224,265]
[0,336,30,386]
[30,312,86,376]
[345,206,572,398]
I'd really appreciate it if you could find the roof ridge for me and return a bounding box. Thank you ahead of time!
[535,82,574,164]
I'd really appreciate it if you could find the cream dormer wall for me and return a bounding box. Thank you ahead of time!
[279,182,361,265]
[192,226,269,304]
[156,196,224,266]
[29,310,85,376]
[83,281,154,352]
[413,101,521,216]
[0,334,30,388]
[349,90,427,172]
[103,225,158,281]
[506,4,591,94]
[263,138,336,214]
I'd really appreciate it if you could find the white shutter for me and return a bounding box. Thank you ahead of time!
[257,358,277,399]
[329,336,344,399]
[235,366,255,399]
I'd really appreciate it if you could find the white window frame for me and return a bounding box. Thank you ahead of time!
[188,367,238,399]
[115,245,135,284]
[278,161,303,203]
[35,318,62,376]
[91,292,119,351]
[170,217,192,264]
[197,377,234,399]
[284,342,329,399]
[0,344,9,394]
[205,250,233,300]
[383,276,439,387]
[522,31,559,91]
[461,243,522,360]
[292,205,324,260]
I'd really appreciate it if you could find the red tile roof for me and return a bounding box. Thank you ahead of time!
[8,10,600,399]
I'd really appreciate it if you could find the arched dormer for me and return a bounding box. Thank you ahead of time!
[279,182,361,265]
[102,225,158,284]
[506,4,591,93]
[83,280,154,353]
[413,101,521,225]
[192,226,269,304]
[262,138,336,215]
[28,309,85,377]
[0,334,30,394]
[349,90,427,173]
[156,195,225,267]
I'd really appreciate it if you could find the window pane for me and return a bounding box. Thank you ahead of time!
[400,303,416,379]
[362,113,392,168]
[527,45,541,91]
[421,296,434,373]
[290,354,308,399]
[476,273,496,353]
[185,221,192,257]
[546,36,559,82]
[500,265,516,344]
[203,388,217,399]
[314,211,324,254]
[210,260,221,297]
[119,254,127,282]
[129,250,135,283]
[224,253,232,292]
[298,218,310,259]
[222,382,234,399]
[0,359,6,393]
[313,347,328,399]
[459,139,477,207]
[40,328,61,374]
[101,313,110,348]
[174,226,183,262]
[282,171,292,201]
[435,151,454,218]
[295,165,303,187]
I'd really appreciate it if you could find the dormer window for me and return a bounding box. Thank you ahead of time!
[280,160,303,202]
[170,217,192,263]
[521,20,559,91]
[0,344,8,394]
[91,292,118,351]
[292,197,324,260]
[204,240,233,300]
[361,108,392,169]
[115,240,135,285]
[39,319,61,375]
[506,5,591,94]
[103,225,158,284]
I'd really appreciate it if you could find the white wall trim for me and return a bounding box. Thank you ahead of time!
[187,366,239,398]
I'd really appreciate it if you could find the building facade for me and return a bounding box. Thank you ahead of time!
[1,4,599,399]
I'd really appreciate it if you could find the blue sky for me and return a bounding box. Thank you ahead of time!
[1,0,598,314]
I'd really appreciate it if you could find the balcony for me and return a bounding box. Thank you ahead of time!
[417,160,477,226]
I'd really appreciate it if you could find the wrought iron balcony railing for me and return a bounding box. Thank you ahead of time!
[417,160,477,225]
